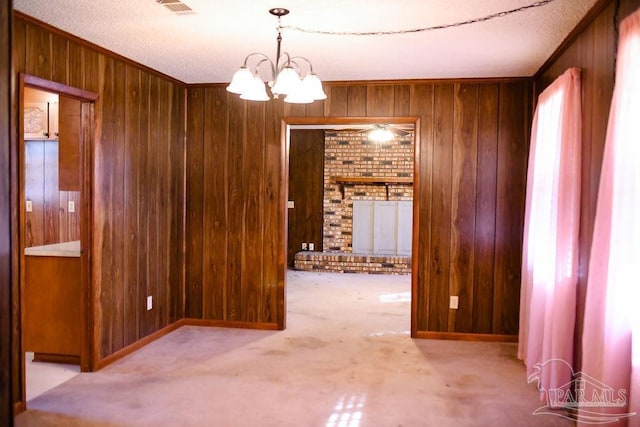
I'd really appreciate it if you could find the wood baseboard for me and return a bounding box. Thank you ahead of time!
[14,401,26,415]
[415,331,518,342]
[180,318,280,331]
[93,319,278,371]
[33,353,80,365]
[94,321,183,370]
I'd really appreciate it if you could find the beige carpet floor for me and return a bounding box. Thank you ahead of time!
[16,270,572,426]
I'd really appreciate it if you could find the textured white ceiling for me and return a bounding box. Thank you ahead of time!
[13,0,599,84]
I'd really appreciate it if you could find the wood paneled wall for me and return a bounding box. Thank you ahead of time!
[186,80,531,335]
[12,14,186,395]
[535,0,640,368]
[288,129,324,266]
[1,1,14,423]
[23,139,80,247]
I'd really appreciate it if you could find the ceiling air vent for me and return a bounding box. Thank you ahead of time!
[156,0,193,14]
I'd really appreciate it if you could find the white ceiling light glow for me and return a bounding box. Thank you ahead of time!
[226,8,326,104]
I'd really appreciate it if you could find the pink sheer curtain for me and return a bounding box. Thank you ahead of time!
[579,9,640,427]
[518,67,582,398]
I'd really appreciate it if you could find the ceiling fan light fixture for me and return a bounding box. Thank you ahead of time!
[368,125,395,143]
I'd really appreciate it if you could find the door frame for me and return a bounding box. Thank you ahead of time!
[18,74,97,406]
[280,116,421,336]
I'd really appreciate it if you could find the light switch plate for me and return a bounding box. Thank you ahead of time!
[301,242,308,250]
[68,201,75,213]
[146,296,153,311]
[25,200,33,212]
[309,243,315,251]
[287,200,295,209]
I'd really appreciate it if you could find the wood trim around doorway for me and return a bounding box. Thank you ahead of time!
[16,74,97,412]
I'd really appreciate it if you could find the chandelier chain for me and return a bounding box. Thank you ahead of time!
[282,0,557,36]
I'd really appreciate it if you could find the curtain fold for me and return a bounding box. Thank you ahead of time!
[518,67,582,399]
[579,9,640,427]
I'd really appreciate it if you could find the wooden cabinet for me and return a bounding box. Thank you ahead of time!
[24,101,58,140]
[24,248,81,364]
[58,96,81,191]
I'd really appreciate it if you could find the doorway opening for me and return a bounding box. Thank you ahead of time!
[282,117,420,334]
[19,74,97,406]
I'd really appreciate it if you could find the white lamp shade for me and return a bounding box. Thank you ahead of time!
[226,67,253,95]
[301,73,327,100]
[240,75,270,101]
[283,77,313,104]
[271,67,300,96]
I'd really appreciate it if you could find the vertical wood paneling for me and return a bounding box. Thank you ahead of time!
[473,84,499,334]
[43,140,58,244]
[449,83,478,333]
[136,72,151,338]
[14,18,186,371]
[145,76,160,334]
[0,55,10,427]
[0,3,12,421]
[25,24,51,80]
[169,84,185,323]
[347,86,367,116]
[95,54,114,355]
[324,86,348,117]
[366,85,394,116]
[185,88,204,318]
[288,130,325,265]
[51,34,68,85]
[428,84,454,332]
[493,82,528,335]
[202,87,228,320]
[410,84,434,332]
[226,96,245,321]
[123,65,140,345]
[242,102,265,322]
[24,140,44,247]
[264,98,285,325]
[156,79,171,328]
[67,40,83,90]
[394,85,411,116]
[187,79,531,336]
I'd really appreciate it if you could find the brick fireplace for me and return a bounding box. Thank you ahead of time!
[294,129,414,274]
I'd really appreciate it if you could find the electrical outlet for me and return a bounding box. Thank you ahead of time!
[309,243,315,251]
[301,242,308,250]
[25,200,33,212]
[147,296,153,311]
[449,296,459,310]
[68,200,75,213]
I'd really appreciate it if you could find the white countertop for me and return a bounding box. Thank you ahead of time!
[25,240,81,257]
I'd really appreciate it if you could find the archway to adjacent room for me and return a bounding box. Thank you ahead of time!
[280,116,420,335]
[18,74,97,407]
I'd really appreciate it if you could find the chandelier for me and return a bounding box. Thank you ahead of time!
[226,8,326,104]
